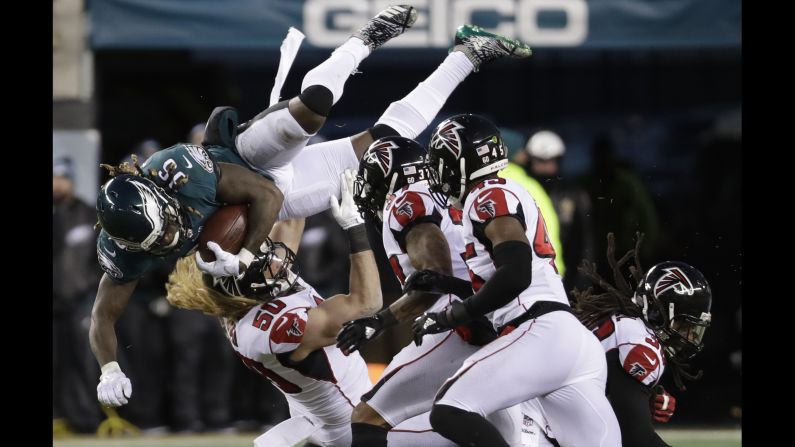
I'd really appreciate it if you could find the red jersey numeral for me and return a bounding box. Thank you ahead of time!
[460,242,486,292]
[533,207,558,273]
[645,336,661,349]
[448,207,463,225]
[252,300,287,331]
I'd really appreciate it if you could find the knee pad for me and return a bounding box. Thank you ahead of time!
[351,422,389,447]
[429,404,474,433]
[298,85,334,116]
[431,404,509,447]
[367,123,399,141]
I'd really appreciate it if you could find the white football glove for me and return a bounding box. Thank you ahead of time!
[329,169,365,230]
[97,362,132,407]
[195,242,254,278]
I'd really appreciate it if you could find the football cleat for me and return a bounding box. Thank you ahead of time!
[354,5,418,52]
[453,24,532,71]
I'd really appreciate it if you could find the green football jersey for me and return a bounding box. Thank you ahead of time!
[97,143,256,282]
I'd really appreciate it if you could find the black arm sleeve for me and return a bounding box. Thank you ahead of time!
[461,240,533,318]
[605,350,671,447]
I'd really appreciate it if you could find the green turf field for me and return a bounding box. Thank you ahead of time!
[53,428,740,447]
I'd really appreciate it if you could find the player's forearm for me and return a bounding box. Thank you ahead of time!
[346,225,382,316]
[90,275,136,367]
[347,250,382,316]
[242,186,284,254]
[268,218,306,254]
[389,291,441,323]
[89,317,118,366]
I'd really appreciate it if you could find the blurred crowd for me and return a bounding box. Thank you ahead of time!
[54,114,741,434]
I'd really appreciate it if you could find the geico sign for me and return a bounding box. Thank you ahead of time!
[304,0,588,48]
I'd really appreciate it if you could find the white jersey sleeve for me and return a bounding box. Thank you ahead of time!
[593,314,666,386]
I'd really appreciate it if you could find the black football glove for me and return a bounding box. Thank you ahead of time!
[411,301,472,346]
[403,269,473,299]
[336,309,397,355]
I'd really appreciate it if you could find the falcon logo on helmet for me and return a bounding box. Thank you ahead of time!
[655,267,695,297]
[364,140,397,175]
[430,120,465,159]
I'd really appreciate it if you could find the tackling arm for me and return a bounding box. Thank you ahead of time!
[411,216,532,340]
[292,233,381,358]
[268,218,306,255]
[388,222,456,322]
[291,169,382,358]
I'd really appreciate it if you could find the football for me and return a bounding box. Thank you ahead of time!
[198,204,248,262]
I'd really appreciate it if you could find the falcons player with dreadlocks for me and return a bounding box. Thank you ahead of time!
[572,233,712,447]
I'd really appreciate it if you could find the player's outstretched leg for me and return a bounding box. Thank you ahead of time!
[275,24,532,220]
[453,24,532,71]
[235,5,418,179]
[352,24,533,159]
[296,4,419,131]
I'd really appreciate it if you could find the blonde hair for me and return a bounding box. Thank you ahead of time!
[166,256,260,319]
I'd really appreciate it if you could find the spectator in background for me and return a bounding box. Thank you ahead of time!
[167,303,236,433]
[523,130,595,292]
[585,132,661,269]
[498,128,566,278]
[53,157,103,434]
[296,211,350,297]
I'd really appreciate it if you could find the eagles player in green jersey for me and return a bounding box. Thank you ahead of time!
[91,5,420,409]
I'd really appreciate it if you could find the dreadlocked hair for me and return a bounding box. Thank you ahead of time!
[166,256,260,320]
[572,231,702,391]
[572,232,645,330]
[99,154,146,178]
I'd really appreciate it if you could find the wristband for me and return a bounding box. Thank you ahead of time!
[346,224,370,253]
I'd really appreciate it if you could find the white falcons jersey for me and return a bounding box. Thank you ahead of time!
[222,279,370,426]
[593,314,666,386]
[382,182,470,313]
[461,178,568,328]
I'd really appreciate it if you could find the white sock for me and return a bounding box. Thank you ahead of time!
[301,37,370,104]
[375,51,475,139]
